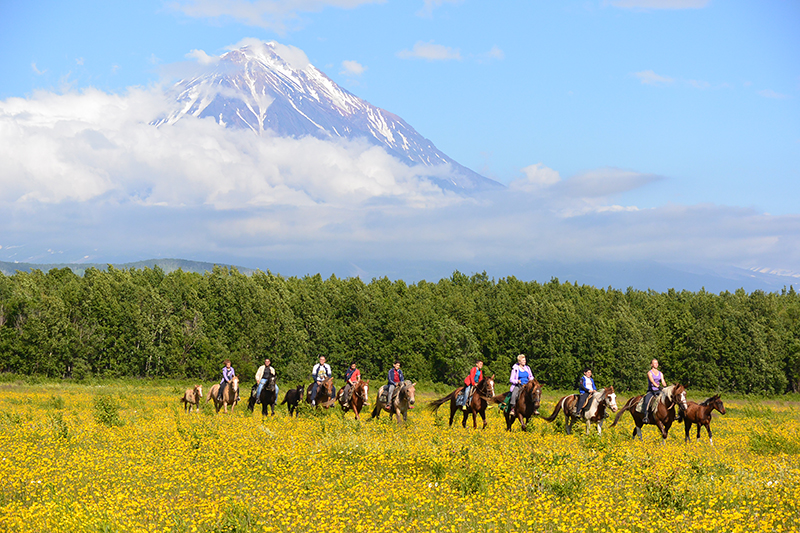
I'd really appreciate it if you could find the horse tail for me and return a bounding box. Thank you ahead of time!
[489,393,507,405]
[611,397,637,427]
[428,390,458,412]
[543,397,565,423]
[370,401,382,419]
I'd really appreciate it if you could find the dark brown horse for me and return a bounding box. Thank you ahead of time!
[281,384,304,417]
[305,377,336,409]
[247,372,277,416]
[337,379,370,420]
[428,374,496,429]
[371,382,416,424]
[491,379,542,431]
[543,386,618,435]
[611,384,688,441]
[679,394,725,445]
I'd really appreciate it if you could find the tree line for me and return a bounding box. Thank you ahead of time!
[0,266,798,394]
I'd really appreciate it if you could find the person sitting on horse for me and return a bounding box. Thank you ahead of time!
[309,356,332,406]
[386,361,404,407]
[642,358,667,423]
[508,354,533,416]
[573,367,596,417]
[462,360,484,411]
[217,359,236,401]
[342,362,361,408]
[254,358,277,404]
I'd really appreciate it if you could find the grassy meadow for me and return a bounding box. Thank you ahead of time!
[0,380,798,533]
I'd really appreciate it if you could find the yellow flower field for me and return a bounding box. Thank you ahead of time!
[0,383,798,533]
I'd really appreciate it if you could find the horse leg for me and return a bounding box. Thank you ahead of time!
[706,423,713,446]
[480,410,487,430]
[597,420,603,436]
[448,403,456,427]
[685,419,692,443]
[471,410,477,429]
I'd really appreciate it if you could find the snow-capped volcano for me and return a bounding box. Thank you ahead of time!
[155,41,501,192]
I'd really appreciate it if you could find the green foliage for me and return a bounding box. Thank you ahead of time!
[0,267,798,394]
[93,395,124,427]
[748,428,800,455]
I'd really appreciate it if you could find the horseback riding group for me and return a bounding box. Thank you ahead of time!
[182,353,724,441]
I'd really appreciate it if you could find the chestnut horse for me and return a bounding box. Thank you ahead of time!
[207,376,240,414]
[543,386,618,435]
[337,379,370,420]
[611,384,687,441]
[428,374,496,429]
[679,394,726,445]
[371,382,416,424]
[491,379,542,431]
[305,377,336,409]
[180,385,203,413]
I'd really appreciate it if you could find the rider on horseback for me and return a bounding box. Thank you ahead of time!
[462,360,484,410]
[341,361,361,408]
[386,361,404,407]
[508,354,533,416]
[310,356,332,406]
[254,358,277,404]
[573,367,596,417]
[217,359,237,402]
[642,359,666,423]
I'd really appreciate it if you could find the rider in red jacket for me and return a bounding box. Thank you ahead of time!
[462,360,484,410]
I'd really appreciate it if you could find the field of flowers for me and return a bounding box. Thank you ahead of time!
[0,382,798,533]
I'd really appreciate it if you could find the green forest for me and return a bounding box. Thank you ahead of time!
[1,266,798,394]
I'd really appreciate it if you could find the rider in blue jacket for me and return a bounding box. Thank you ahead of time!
[386,361,404,406]
[573,367,595,417]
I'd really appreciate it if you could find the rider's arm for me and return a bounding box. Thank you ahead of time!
[647,370,658,389]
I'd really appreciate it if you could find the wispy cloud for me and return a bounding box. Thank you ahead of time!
[610,0,710,9]
[397,41,462,61]
[758,89,790,100]
[634,70,674,86]
[31,63,47,75]
[340,60,366,76]
[416,0,463,18]
[168,0,385,33]
[478,45,505,63]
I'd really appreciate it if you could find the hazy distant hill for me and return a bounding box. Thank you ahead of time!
[0,258,255,277]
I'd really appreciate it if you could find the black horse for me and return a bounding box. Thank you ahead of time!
[281,384,305,417]
[247,373,277,416]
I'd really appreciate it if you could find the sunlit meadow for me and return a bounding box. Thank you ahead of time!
[0,382,797,533]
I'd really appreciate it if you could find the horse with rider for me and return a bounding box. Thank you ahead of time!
[428,360,496,429]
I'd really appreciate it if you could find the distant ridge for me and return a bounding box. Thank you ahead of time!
[0,259,255,277]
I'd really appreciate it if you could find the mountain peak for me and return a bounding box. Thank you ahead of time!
[155,41,502,192]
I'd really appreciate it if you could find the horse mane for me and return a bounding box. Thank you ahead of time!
[700,394,719,406]
[661,384,675,401]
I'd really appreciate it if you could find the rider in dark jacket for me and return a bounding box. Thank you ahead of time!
[386,361,404,406]
[573,368,595,417]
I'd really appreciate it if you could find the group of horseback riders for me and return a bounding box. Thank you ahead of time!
[215,352,674,426]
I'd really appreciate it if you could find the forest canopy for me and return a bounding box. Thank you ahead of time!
[0,266,798,394]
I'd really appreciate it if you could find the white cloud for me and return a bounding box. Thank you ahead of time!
[31,63,47,75]
[510,163,561,192]
[186,49,219,65]
[478,45,505,63]
[561,167,662,198]
[340,60,366,76]
[758,89,789,100]
[169,0,385,33]
[634,70,674,86]
[416,0,463,18]
[610,0,710,9]
[397,41,462,61]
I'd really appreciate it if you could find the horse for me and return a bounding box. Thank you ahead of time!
[207,376,240,414]
[428,374,496,429]
[180,385,203,413]
[491,379,542,431]
[679,394,726,445]
[543,386,618,435]
[305,377,336,409]
[610,384,688,441]
[281,384,305,417]
[337,379,370,420]
[247,372,277,416]
[371,381,416,424]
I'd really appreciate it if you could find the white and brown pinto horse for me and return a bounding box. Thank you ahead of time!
[371,382,416,424]
[543,386,618,435]
[207,376,240,414]
[337,379,370,420]
[180,385,203,413]
[611,384,688,441]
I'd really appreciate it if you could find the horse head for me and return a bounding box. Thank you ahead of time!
[528,380,542,415]
[194,385,203,401]
[486,374,496,398]
[674,384,688,410]
[711,394,725,415]
[360,379,370,403]
[231,376,239,393]
[404,382,416,407]
[604,385,618,412]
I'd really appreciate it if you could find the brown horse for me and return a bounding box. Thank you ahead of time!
[611,384,688,441]
[305,377,336,409]
[543,386,618,435]
[337,379,370,420]
[491,379,542,431]
[180,385,203,413]
[371,381,416,424]
[207,376,240,414]
[428,374,496,429]
[679,394,726,445]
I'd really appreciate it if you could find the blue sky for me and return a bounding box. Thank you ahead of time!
[1,0,799,287]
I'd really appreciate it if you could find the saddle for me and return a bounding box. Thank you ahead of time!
[497,392,511,414]
[378,385,399,409]
[636,393,660,415]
